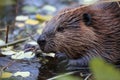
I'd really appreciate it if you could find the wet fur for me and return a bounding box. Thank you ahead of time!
[39,2,120,64]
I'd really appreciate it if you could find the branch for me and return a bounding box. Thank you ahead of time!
[0,37,30,48]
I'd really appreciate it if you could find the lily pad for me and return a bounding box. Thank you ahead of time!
[25,19,39,25]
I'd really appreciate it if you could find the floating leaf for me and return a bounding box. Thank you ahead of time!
[13,71,30,78]
[36,14,52,22]
[90,58,120,80]
[0,40,5,46]
[15,22,25,28]
[41,5,56,14]
[1,72,12,78]
[15,15,29,21]
[11,51,25,59]
[25,19,39,25]
[24,51,35,59]
[22,6,38,13]
[11,51,35,59]
[1,50,16,56]
[1,47,13,50]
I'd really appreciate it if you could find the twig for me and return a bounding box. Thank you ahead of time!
[6,25,9,43]
[1,60,16,71]
[0,60,16,79]
[0,37,30,48]
[26,32,37,42]
[84,73,92,80]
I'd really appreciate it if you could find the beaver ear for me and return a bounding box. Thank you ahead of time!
[83,13,92,26]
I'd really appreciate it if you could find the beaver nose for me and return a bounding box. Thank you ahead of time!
[37,35,46,48]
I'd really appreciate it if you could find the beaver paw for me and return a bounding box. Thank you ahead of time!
[55,52,89,72]
[55,52,80,72]
[55,52,69,72]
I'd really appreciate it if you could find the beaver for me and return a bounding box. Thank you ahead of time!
[37,2,120,71]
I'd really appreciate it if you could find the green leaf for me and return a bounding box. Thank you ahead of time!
[90,58,120,80]
[51,72,81,80]
[56,75,80,80]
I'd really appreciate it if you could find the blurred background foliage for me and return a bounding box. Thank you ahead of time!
[0,0,15,6]
[0,0,16,26]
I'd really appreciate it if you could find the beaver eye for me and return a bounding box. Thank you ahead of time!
[83,13,92,25]
[57,27,64,32]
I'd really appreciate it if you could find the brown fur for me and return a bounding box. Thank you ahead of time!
[39,2,120,64]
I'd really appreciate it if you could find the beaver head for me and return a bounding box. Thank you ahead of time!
[37,2,120,60]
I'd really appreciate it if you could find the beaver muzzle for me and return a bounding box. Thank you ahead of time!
[37,34,46,51]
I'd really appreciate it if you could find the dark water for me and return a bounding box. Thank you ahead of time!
[0,57,40,80]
